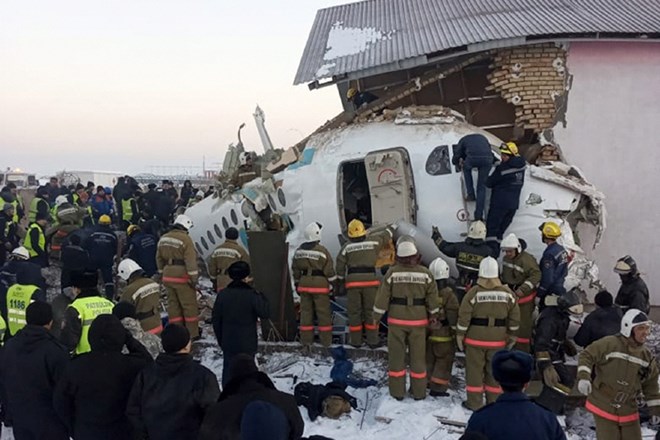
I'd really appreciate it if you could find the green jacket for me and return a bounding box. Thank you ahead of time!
[336,228,392,288]
[501,250,541,303]
[292,242,336,294]
[429,285,459,341]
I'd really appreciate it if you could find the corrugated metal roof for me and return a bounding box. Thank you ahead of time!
[294,0,660,85]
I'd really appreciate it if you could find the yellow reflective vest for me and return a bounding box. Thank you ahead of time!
[28,197,47,223]
[0,314,6,344]
[24,223,45,258]
[69,296,114,354]
[6,284,39,336]
[122,198,134,222]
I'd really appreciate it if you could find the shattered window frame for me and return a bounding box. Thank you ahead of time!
[425,145,452,176]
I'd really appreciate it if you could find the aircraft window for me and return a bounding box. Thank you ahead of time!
[426,146,452,176]
[222,217,229,229]
[230,209,238,225]
[267,194,276,210]
[195,243,204,255]
[277,188,286,207]
[241,201,251,218]
[200,237,209,251]
[214,224,223,240]
[207,230,216,245]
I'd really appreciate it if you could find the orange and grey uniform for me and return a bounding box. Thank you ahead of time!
[120,275,163,335]
[336,228,393,346]
[230,164,261,189]
[578,334,660,440]
[156,228,200,338]
[501,250,541,352]
[427,285,459,393]
[292,242,336,347]
[208,239,249,291]
[374,264,439,400]
[457,279,520,410]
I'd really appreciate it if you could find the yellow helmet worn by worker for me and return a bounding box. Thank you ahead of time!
[539,221,562,239]
[99,215,112,225]
[500,142,519,156]
[346,88,358,100]
[127,224,140,236]
[347,219,366,238]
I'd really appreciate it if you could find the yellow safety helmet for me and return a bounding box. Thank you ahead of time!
[346,88,358,100]
[99,215,112,225]
[347,219,366,238]
[127,224,140,236]
[500,142,519,156]
[539,221,562,239]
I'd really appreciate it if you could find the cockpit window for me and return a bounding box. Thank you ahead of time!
[425,145,452,176]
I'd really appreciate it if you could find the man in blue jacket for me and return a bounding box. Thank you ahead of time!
[466,350,566,440]
[83,215,118,299]
[485,142,526,253]
[537,221,568,308]
[124,225,158,277]
[452,133,495,221]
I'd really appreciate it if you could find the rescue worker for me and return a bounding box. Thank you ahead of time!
[574,290,622,348]
[537,221,568,307]
[121,191,140,230]
[346,87,378,110]
[373,241,439,400]
[156,214,200,339]
[292,222,336,347]
[229,152,261,189]
[613,255,650,314]
[485,142,526,253]
[336,219,394,348]
[117,258,163,334]
[60,270,115,354]
[68,183,86,207]
[0,246,46,294]
[0,204,19,266]
[1,183,25,224]
[84,214,119,299]
[208,227,249,292]
[25,212,49,268]
[432,220,494,303]
[578,309,660,439]
[3,269,47,339]
[48,195,83,260]
[28,186,51,224]
[452,133,495,221]
[534,290,582,414]
[499,233,541,352]
[456,257,520,411]
[427,258,459,396]
[60,234,90,294]
[125,224,158,277]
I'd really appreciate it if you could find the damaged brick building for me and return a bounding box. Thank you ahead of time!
[294,0,660,303]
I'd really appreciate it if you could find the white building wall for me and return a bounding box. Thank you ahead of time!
[554,41,660,303]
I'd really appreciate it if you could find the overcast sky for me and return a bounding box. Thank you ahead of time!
[0,0,348,176]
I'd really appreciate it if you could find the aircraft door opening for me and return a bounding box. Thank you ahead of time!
[338,160,373,231]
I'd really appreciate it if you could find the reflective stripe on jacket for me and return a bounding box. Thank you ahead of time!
[69,296,114,354]
[6,284,39,335]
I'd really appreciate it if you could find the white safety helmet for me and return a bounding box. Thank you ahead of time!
[500,233,521,252]
[467,220,487,240]
[239,152,251,166]
[621,309,652,338]
[55,195,68,207]
[173,214,194,230]
[395,235,415,247]
[478,256,499,279]
[117,258,142,281]
[11,246,29,260]
[397,241,418,258]
[195,190,205,199]
[304,222,322,242]
[429,258,450,280]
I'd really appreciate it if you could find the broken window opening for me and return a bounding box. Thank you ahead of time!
[338,160,373,230]
[425,145,452,176]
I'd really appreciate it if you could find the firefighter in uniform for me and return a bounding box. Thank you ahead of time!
[118,258,163,334]
[4,276,47,339]
[336,219,394,347]
[60,270,114,354]
[534,290,582,414]
[48,195,83,261]
[207,227,249,292]
[156,214,200,339]
[25,212,49,268]
[229,152,261,189]
[537,221,568,307]
[613,255,650,314]
[427,258,459,396]
[457,257,520,411]
[292,222,336,347]
[432,220,494,304]
[578,309,660,440]
[499,233,541,352]
[373,241,439,400]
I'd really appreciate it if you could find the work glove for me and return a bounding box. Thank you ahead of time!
[651,415,660,426]
[563,339,578,357]
[543,366,560,388]
[456,334,465,352]
[577,379,592,396]
[431,226,443,246]
[506,335,517,350]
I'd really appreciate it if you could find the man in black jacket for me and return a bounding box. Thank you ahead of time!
[199,354,304,440]
[574,291,622,348]
[613,255,650,314]
[2,302,69,440]
[127,324,220,440]
[54,314,152,440]
[212,261,270,385]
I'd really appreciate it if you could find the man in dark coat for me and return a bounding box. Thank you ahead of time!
[83,215,118,299]
[452,133,495,221]
[613,255,650,314]
[127,325,220,440]
[574,291,622,348]
[60,233,90,294]
[199,354,304,440]
[124,225,158,277]
[54,314,152,440]
[212,261,270,385]
[2,302,70,440]
[0,246,46,297]
[465,350,566,440]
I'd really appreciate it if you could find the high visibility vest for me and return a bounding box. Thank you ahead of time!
[28,197,44,223]
[6,284,39,336]
[122,198,134,221]
[0,314,6,344]
[69,296,114,354]
[3,219,13,237]
[50,205,60,226]
[24,223,45,258]
[0,199,19,223]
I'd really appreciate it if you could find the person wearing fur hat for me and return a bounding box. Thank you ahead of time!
[573,290,622,348]
[465,350,566,440]
[212,261,270,386]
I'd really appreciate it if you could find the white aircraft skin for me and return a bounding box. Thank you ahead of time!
[185,115,597,281]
